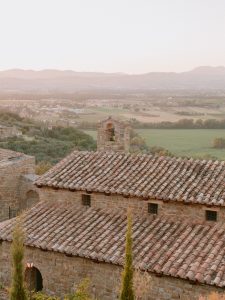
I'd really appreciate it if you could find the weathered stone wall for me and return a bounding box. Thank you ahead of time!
[19,174,40,211]
[97,118,130,152]
[0,241,222,300]
[0,156,37,221]
[38,187,225,223]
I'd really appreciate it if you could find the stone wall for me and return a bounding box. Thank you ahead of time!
[19,174,40,211]
[38,187,225,224]
[0,241,222,300]
[0,155,38,221]
[97,117,130,152]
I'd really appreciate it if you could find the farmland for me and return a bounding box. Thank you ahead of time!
[1,91,225,161]
[84,129,225,160]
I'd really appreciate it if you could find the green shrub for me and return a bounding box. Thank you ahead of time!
[33,292,59,300]
[65,278,92,300]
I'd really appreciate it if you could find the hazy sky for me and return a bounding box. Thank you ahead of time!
[0,0,225,73]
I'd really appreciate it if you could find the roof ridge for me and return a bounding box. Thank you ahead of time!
[35,151,225,206]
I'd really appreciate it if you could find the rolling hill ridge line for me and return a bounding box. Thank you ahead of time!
[0,66,225,91]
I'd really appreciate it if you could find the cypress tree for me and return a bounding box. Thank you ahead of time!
[10,218,28,300]
[120,211,134,300]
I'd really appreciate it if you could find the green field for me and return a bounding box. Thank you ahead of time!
[84,129,225,160]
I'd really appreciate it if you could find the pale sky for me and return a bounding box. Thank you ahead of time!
[0,0,225,73]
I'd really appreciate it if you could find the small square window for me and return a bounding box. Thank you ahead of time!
[148,203,158,215]
[205,210,217,221]
[82,194,91,207]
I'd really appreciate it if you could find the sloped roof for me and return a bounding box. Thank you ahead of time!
[0,201,225,287]
[0,148,24,161]
[0,148,33,168]
[35,151,225,206]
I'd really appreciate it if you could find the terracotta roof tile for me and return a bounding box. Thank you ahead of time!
[0,148,25,161]
[1,202,225,287]
[36,151,225,206]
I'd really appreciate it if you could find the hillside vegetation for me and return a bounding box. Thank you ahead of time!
[0,112,96,164]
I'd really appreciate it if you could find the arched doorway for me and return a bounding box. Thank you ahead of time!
[25,266,43,292]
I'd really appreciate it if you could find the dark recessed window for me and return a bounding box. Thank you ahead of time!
[8,207,18,219]
[148,203,158,215]
[205,210,217,221]
[82,194,91,207]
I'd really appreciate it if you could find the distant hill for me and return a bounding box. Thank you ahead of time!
[0,66,225,92]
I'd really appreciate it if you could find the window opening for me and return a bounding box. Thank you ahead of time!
[148,203,158,215]
[205,210,217,221]
[82,194,91,207]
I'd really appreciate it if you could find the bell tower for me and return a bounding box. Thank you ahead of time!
[97,117,130,152]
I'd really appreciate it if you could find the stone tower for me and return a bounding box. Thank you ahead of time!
[97,117,130,152]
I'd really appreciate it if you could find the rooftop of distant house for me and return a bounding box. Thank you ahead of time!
[0,148,33,167]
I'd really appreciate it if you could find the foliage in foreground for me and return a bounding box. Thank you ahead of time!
[120,211,134,300]
[35,161,52,175]
[10,219,28,300]
[33,293,59,300]
[33,278,92,300]
[65,278,92,300]
[133,269,152,300]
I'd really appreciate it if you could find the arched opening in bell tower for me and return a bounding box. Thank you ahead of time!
[106,123,115,142]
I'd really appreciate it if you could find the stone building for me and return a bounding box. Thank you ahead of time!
[0,118,225,299]
[97,116,130,152]
[0,125,22,139]
[0,148,39,222]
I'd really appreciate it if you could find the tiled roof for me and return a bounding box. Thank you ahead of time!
[0,202,225,287]
[35,151,225,206]
[0,148,24,161]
